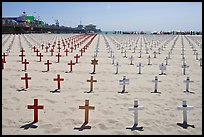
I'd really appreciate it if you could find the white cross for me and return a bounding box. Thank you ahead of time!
[153,51,157,58]
[114,62,121,74]
[112,55,115,65]
[121,47,124,53]
[152,76,161,93]
[168,52,171,59]
[137,62,144,74]
[164,57,168,65]
[147,55,151,65]
[184,77,194,92]
[132,47,136,53]
[177,100,193,124]
[109,50,113,58]
[119,76,129,93]
[123,50,127,58]
[129,55,134,65]
[199,58,202,67]
[128,100,144,126]
[195,52,199,60]
[158,48,161,54]
[145,48,149,54]
[138,50,142,58]
[159,63,166,75]
[181,63,189,75]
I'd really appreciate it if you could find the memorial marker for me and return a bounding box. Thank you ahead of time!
[91,58,98,74]
[137,62,144,74]
[177,100,194,128]
[151,76,161,93]
[44,60,52,71]
[79,99,95,124]
[119,76,129,93]
[184,77,194,92]
[22,59,29,71]
[21,72,31,89]
[128,100,144,130]
[159,63,166,75]
[87,76,97,92]
[67,60,75,72]
[27,99,44,123]
[53,74,64,90]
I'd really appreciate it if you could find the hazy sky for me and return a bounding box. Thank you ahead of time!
[2,2,202,31]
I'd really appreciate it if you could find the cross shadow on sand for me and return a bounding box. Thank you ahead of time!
[90,72,96,74]
[177,122,195,129]
[184,90,195,94]
[118,90,128,94]
[20,121,38,130]
[17,88,27,92]
[50,89,60,93]
[126,124,144,131]
[42,70,48,73]
[74,122,91,131]
[84,90,94,93]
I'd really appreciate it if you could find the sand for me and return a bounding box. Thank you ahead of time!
[2,33,202,135]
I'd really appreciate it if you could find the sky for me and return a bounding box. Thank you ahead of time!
[2,2,202,32]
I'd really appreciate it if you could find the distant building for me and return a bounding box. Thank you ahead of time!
[84,24,96,33]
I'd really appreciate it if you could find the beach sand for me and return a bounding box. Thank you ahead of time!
[2,33,202,135]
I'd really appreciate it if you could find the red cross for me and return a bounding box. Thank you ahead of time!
[79,49,84,56]
[68,60,75,72]
[63,44,66,50]
[64,49,69,56]
[57,46,61,52]
[2,52,7,62]
[74,54,80,63]
[56,52,62,63]
[70,47,74,53]
[83,46,86,52]
[19,49,25,62]
[45,46,49,52]
[44,60,52,71]
[74,44,77,50]
[38,53,43,62]
[35,48,40,56]
[22,59,29,71]
[50,48,54,56]
[27,99,44,123]
[53,74,64,89]
[21,72,31,89]
[2,58,6,70]
[33,46,37,52]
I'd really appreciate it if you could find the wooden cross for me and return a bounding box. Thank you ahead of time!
[184,77,194,92]
[119,76,129,93]
[159,63,166,75]
[21,72,31,89]
[114,62,121,74]
[91,58,98,74]
[56,52,62,63]
[22,59,29,71]
[177,100,193,125]
[53,74,64,90]
[137,62,144,74]
[87,76,97,92]
[79,99,95,124]
[27,99,44,123]
[19,49,25,62]
[68,60,75,72]
[74,54,80,63]
[147,55,151,65]
[129,55,134,65]
[181,63,189,75]
[44,60,52,71]
[37,53,43,62]
[2,58,6,70]
[128,100,144,127]
[64,49,69,56]
[152,76,161,93]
